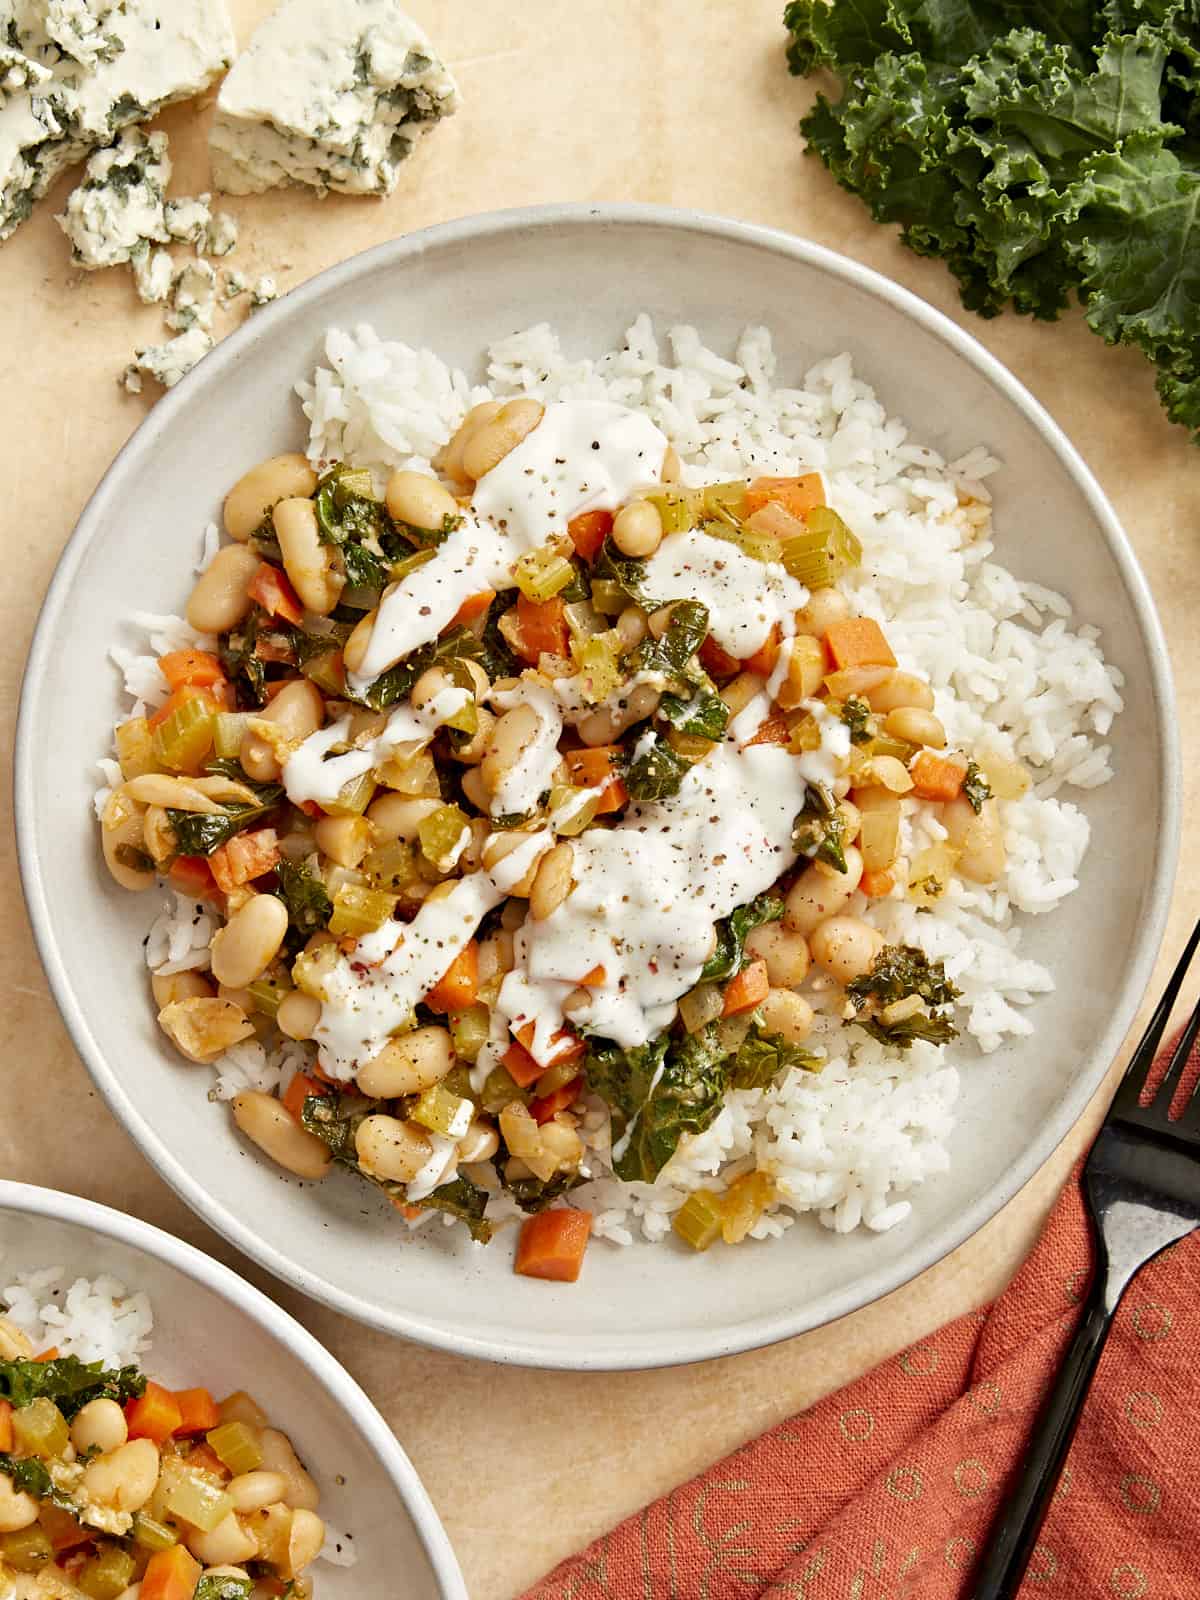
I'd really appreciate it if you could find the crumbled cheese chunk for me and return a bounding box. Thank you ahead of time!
[166,259,217,332]
[220,267,249,302]
[249,273,278,308]
[56,126,171,268]
[164,192,211,245]
[0,44,51,100]
[209,0,459,197]
[125,325,213,391]
[45,0,124,69]
[203,207,238,257]
[130,241,173,304]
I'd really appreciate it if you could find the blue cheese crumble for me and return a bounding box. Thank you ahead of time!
[56,126,171,269]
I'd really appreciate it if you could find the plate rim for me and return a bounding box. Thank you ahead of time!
[14,200,1181,1369]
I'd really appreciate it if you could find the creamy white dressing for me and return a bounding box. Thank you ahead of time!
[470,400,668,545]
[798,699,852,790]
[282,686,471,808]
[487,828,553,893]
[404,1134,460,1203]
[643,529,808,659]
[487,678,563,818]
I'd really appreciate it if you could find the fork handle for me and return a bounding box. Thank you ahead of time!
[971,1279,1112,1598]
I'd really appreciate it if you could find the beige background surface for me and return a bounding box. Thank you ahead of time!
[1,4,1197,1596]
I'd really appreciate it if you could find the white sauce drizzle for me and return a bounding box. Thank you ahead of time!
[282,687,471,808]
[643,529,808,659]
[404,1134,460,1203]
[487,678,563,818]
[487,829,553,893]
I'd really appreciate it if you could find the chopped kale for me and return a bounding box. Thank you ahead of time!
[166,781,283,858]
[314,468,392,591]
[498,1166,585,1215]
[478,596,520,680]
[657,681,730,741]
[355,625,487,711]
[625,599,710,681]
[845,943,962,1050]
[0,1356,145,1419]
[0,1452,75,1511]
[840,696,874,744]
[963,758,993,814]
[274,860,333,944]
[853,1010,960,1048]
[289,622,352,668]
[729,1025,823,1089]
[591,540,660,608]
[115,842,155,874]
[792,782,848,872]
[623,734,692,802]
[410,1175,493,1243]
[702,893,784,982]
[586,1028,729,1182]
[219,613,269,707]
[194,1577,254,1600]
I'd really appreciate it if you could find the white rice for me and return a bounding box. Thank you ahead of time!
[110,315,1124,1248]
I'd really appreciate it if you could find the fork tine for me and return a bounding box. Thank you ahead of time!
[1113,917,1200,1113]
[1150,991,1200,1115]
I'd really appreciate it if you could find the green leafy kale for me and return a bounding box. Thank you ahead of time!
[657,682,730,740]
[219,612,269,706]
[0,1356,145,1419]
[498,1166,585,1215]
[356,624,487,711]
[289,622,352,668]
[729,1024,823,1089]
[845,943,963,1048]
[274,859,333,944]
[963,757,994,812]
[625,600,710,681]
[591,540,661,608]
[792,782,848,872]
[841,696,874,744]
[0,1452,76,1511]
[478,595,521,680]
[702,893,785,981]
[314,468,392,592]
[784,0,1200,443]
[409,1176,493,1241]
[586,1030,728,1181]
[623,734,693,802]
[194,1577,254,1600]
[166,773,283,858]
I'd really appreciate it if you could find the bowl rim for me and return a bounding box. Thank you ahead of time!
[0,1179,468,1599]
[15,201,1181,1369]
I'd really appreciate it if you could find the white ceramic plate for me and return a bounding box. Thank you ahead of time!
[16,205,1179,1369]
[0,1181,466,1598]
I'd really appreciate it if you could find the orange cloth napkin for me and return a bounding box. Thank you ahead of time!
[522,1161,1200,1599]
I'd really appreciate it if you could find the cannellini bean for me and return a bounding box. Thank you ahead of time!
[187,1513,259,1567]
[357,1027,454,1096]
[435,400,503,484]
[943,794,1007,884]
[101,790,155,891]
[611,500,663,558]
[0,1474,38,1531]
[228,1471,289,1514]
[285,1509,326,1577]
[784,846,864,936]
[478,930,514,985]
[539,1119,584,1171]
[866,670,935,714]
[71,1398,128,1456]
[529,841,574,920]
[480,830,543,896]
[458,1120,499,1163]
[257,1429,320,1512]
[810,916,885,985]
[274,497,343,615]
[211,895,289,989]
[481,703,540,796]
[314,813,369,868]
[342,604,378,674]
[461,398,544,481]
[386,469,460,530]
[460,767,489,812]
[885,707,946,748]
[367,792,441,842]
[794,588,850,637]
[0,1317,33,1359]
[240,679,325,783]
[758,987,815,1044]
[276,990,322,1041]
[232,1092,332,1180]
[355,1114,431,1183]
[616,606,649,648]
[124,775,222,813]
[224,454,317,542]
[142,806,176,866]
[745,923,810,988]
[158,998,254,1063]
[186,543,262,633]
[82,1438,159,1512]
[576,681,661,747]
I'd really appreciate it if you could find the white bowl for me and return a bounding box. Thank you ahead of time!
[16,204,1179,1369]
[0,1181,466,1598]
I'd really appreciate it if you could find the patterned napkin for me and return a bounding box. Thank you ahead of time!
[522,1058,1199,1597]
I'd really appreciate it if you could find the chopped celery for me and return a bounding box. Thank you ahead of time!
[547,784,601,838]
[666,729,717,764]
[571,632,623,705]
[329,882,397,938]
[499,1100,543,1159]
[164,1468,233,1532]
[207,1418,264,1473]
[212,711,253,759]
[363,838,418,892]
[646,487,701,534]
[443,1064,477,1101]
[391,547,436,582]
[324,771,376,816]
[721,1171,776,1244]
[677,982,724,1035]
[376,747,436,795]
[702,481,748,522]
[326,465,375,501]
[672,1189,724,1251]
[533,1057,579,1098]
[714,522,782,564]
[480,1066,529,1114]
[300,648,347,697]
[151,694,214,774]
[12,1397,68,1458]
[131,1513,179,1552]
[787,713,821,753]
[449,1004,490,1062]
[437,682,478,736]
[864,734,917,764]
[115,716,157,779]
[291,939,341,999]
[77,1544,137,1600]
[216,1390,269,1428]
[418,804,470,870]
[412,1083,474,1137]
[0,1526,52,1572]
[514,542,575,603]
[589,579,626,616]
[246,976,290,1017]
[563,601,606,643]
[779,506,862,588]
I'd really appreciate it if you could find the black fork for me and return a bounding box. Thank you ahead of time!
[972,919,1200,1599]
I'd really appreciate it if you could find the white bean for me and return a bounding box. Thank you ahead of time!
[757,987,815,1044]
[794,588,850,636]
[186,543,262,633]
[82,1439,159,1513]
[885,707,946,748]
[70,1397,128,1456]
[211,895,288,989]
[943,794,1007,884]
[240,679,325,783]
[355,1115,431,1182]
[286,1509,326,1577]
[529,841,574,920]
[481,704,540,796]
[232,1092,332,1180]
[228,1471,289,1514]
[745,923,810,988]
[224,454,317,542]
[357,1027,454,1096]
[367,792,440,841]
[386,470,459,530]
[100,790,155,892]
[274,497,343,615]
[257,1428,320,1512]
[276,990,322,1041]
[611,500,663,558]
[186,1513,259,1567]
[0,1475,38,1531]
[784,846,864,936]
[461,399,544,480]
[809,916,885,985]
[866,670,935,714]
[314,813,369,868]
[435,400,503,484]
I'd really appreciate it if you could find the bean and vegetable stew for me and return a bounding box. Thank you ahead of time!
[97,395,1033,1281]
[0,1315,325,1599]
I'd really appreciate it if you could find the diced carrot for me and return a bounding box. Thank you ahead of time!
[158,649,225,690]
[512,593,569,663]
[860,868,896,898]
[184,1440,229,1478]
[172,1388,219,1437]
[33,1347,59,1362]
[255,634,297,665]
[209,828,280,894]
[450,588,495,627]
[424,941,479,1014]
[264,674,304,699]
[249,562,304,625]
[577,964,606,986]
[515,1021,586,1065]
[566,509,612,563]
[514,1209,592,1282]
[168,855,223,904]
[722,959,769,1017]
[281,1073,325,1125]
[297,799,325,820]
[37,1503,92,1555]
[745,713,790,747]
[563,746,628,814]
[530,1076,583,1125]
[700,635,740,679]
[824,617,897,671]
[0,1399,12,1452]
[742,624,780,677]
[140,1544,201,1600]
[744,473,825,519]
[503,1038,547,1088]
[147,683,220,732]
[388,1196,424,1221]
[125,1380,183,1443]
[910,750,967,803]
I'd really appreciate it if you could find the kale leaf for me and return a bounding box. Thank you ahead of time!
[625,599,710,681]
[355,624,487,711]
[657,682,730,741]
[840,696,874,744]
[591,540,660,608]
[219,612,269,707]
[963,758,994,813]
[792,782,848,872]
[498,1166,585,1215]
[274,859,333,943]
[167,777,283,858]
[0,1452,77,1511]
[478,595,521,680]
[702,893,785,982]
[845,943,963,1049]
[623,734,692,802]
[194,1577,254,1600]
[586,1029,729,1182]
[410,1176,494,1242]
[729,1025,823,1089]
[0,1356,145,1419]
[314,468,392,592]
[289,622,352,668]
